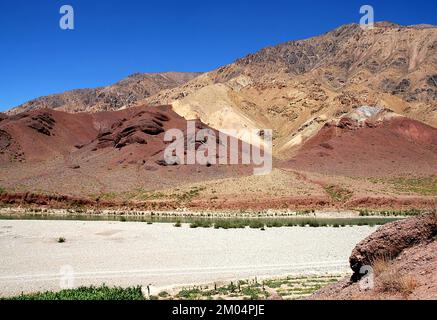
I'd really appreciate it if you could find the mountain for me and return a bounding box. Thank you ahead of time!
[143,22,437,158]
[284,106,437,177]
[0,106,252,196]
[7,23,436,159]
[7,72,201,115]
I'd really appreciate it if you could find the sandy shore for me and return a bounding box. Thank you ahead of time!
[0,219,376,297]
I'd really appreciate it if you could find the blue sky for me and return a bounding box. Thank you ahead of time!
[0,0,436,111]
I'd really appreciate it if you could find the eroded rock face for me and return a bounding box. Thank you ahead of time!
[0,113,7,122]
[349,214,437,281]
[26,112,56,136]
[95,110,169,149]
[0,129,12,150]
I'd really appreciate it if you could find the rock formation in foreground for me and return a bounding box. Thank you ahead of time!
[311,212,437,300]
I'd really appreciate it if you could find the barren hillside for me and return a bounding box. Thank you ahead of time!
[7,72,201,115]
[144,22,437,158]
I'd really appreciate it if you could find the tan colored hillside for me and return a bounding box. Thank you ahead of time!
[7,72,201,115]
[143,22,437,158]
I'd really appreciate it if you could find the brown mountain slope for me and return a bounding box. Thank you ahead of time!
[0,106,435,208]
[144,22,437,158]
[7,72,201,115]
[0,106,252,196]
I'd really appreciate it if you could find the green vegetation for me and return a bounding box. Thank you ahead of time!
[175,186,205,202]
[0,186,5,194]
[132,186,206,203]
[133,190,167,201]
[1,210,399,228]
[323,185,353,202]
[214,220,247,229]
[176,288,203,299]
[390,176,437,196]
[57,237,66,243]
[190,220,213,228]
[156,274,342,300]
[4,285,144,300]
[97,192,119,201]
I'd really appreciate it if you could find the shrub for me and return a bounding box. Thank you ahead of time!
[371,255,392,276]
[57,237,66,243]
[379,272,417,296]
[190,220,212,228]
[248,220,265,229]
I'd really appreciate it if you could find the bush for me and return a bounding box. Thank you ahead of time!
[371,255,392,276]
[248,221,265,229]
[378,272,417,296]
[190,220,212,228]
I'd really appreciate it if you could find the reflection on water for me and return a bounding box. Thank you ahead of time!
[0,213,400,227]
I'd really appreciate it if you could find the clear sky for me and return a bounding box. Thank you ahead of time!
[0,0,436,111]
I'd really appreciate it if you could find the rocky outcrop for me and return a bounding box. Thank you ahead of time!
[310,213,437,300]
[26,112,56,136]
[94,110,169,150]
[350,213,437,280]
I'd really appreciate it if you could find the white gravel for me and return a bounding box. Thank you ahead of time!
[0,219,377,297]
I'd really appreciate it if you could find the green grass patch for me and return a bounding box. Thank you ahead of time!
[359,208,422,217]
[4,285,144,300]
[190,220,213,228]
[323,185,353,202]
[175,186,206,202]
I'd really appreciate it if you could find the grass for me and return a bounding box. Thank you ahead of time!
[176,288,203,299]
[323,185,353,202]
[175,186,205,202]
[190,220,213,228]
[0,186,5,194]
[156,274,343,300]
[371,255,418,297]
[359,208,422,217]
[174,220,182,227]
[378,272,418,296]
[390,176,437,196]
[4,275,340,300]
[4,285,144,300]
[371,255,392,276]
[131,190,168,201]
